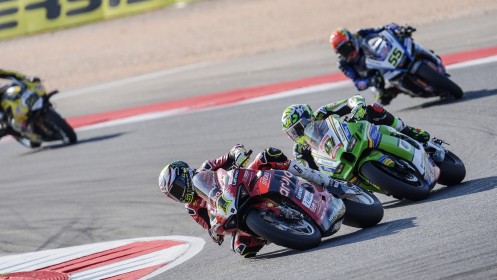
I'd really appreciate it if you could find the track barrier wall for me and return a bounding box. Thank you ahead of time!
[0,0,185,40]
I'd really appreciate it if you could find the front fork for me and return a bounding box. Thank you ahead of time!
[424,138,447,163]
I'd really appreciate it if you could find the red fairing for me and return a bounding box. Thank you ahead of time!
[249,169,342,231]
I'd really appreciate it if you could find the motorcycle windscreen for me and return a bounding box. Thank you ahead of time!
[303,120,328,150]
[366,36,392,61]
[191,171,222,203]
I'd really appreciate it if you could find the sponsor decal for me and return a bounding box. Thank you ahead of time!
[398,139,411,152]
[378,156,394,167]
[320,165,335,173]
[314,155,338,167]
[0,0,178,39]
[320,135,330,151]
[368,125,381,148]
[327,199,344,224]
[302,190,313,208]
[330,117,348,146]
[279,174,293,197]
[217,194,232,214]
[320,209,327,221]
[232,169,240,186]
[358,123,365,134]
[323,137,335,156]
[310,201,318,212]
[341,123,352,140]
[295,186,304,200]
[291,163,303,174]
[260,171,271,185]
[331,143,342,159]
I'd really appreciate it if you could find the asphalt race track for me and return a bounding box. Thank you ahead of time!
[1,12,497,280]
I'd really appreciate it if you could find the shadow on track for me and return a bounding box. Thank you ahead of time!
[382,176,497,209]
[21,132,125,155]
[255,217,417,259]
[396,88,497,112]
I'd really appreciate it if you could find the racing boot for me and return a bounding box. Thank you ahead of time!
[231,232,266,258]
[376,88,400,106]
[10,119,41,143]
[377,91,395,106]
[368,105,431,144]
[392,116,430,143]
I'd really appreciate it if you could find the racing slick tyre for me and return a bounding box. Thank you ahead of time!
[342,190,384,228]
[361,161,431,201]
[245,208,321,251]
[43,109,77,144]
[437,150,466,186]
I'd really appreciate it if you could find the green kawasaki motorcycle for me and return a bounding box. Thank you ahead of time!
[303,115,466,201]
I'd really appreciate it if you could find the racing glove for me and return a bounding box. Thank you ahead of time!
[208,228,224,246]
[347,95,367,121]
[25,76,41,83]
[350,104,366,121]
[354,78,370,90]
[399,25,416,37]
[229,144,252,168]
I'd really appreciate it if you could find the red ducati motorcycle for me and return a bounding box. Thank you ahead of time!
[193,168,383,251]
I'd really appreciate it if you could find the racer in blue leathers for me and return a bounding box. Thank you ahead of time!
[329,23,414,105]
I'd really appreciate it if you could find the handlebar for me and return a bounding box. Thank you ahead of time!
[47,90,59,98]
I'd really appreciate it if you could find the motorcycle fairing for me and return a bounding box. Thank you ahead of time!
[240,169,345,234]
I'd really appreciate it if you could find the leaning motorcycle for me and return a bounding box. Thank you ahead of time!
[362,27,463,101]
[193,168,383,251]
[303,115,466,201]
[0,79,77,148]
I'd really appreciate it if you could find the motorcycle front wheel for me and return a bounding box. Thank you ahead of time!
[245,208,321,251]
[41,109,77,144]
[361,161,430,201]
[437,150,466,186]
[342,189,384,228]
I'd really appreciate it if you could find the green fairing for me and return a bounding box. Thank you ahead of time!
[305,115,432,195]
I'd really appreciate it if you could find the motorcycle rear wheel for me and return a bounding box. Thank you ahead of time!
[416,63,463,99]
[245,208,321,251]
[361,161,430,201]
[342,190,384,228]
[437,150,466,186]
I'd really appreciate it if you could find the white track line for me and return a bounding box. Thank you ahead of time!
[74,54,497,131]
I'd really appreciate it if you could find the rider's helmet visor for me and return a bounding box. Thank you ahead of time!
[337,41,357,59]
[168,172,190,202]
[284,121,306,143]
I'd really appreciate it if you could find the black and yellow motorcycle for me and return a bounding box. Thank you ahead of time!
[0,79,76,148]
